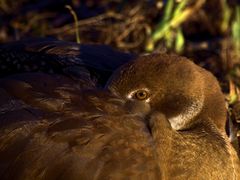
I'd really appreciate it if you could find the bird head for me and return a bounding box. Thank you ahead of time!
[106,54,226,131]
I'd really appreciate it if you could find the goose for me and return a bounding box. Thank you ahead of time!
[0,39,239,179]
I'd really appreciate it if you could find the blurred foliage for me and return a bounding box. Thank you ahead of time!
[229,79,240,104]
[146,0,191,52]
[0,0,237,55]
[221,0,232,33]
[232,6,240,61]
[0,0,27,14]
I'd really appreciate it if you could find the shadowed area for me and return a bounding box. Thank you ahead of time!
[0,38,136,86]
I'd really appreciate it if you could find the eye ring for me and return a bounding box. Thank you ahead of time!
[134,90,149,100]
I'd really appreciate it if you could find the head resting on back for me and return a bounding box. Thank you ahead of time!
[106,54,226,131]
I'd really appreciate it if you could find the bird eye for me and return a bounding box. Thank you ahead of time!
[134,90,149,100]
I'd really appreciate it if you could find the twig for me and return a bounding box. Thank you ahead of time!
[65,5,80,43]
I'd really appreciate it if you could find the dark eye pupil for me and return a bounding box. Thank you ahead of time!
[135,90,148,100]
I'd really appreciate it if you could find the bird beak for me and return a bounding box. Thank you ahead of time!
[125,99,151,117]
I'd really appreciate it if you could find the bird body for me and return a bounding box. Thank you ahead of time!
[0,80,161,179]
[0,40,239,179]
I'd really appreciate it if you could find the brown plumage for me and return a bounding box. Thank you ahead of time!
[0,42,239,179]
[0,73,161,180]
[107,53,240,179]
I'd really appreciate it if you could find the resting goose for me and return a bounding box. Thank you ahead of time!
[0,39,239,179]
